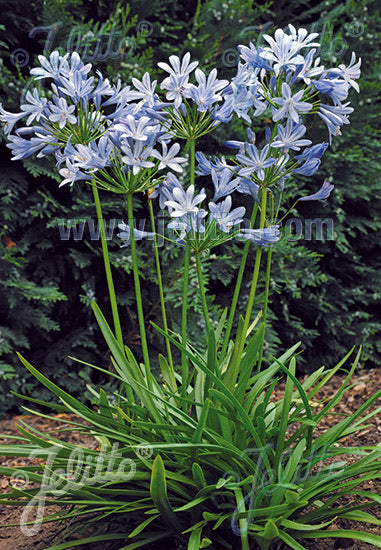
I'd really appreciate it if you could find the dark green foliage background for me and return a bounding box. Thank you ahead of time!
[0,0,379,415]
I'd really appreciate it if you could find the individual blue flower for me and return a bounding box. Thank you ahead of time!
[225,83,255,123]
[6,134,48,160]
[0,104,27,135]
[328,52,361,93]
[236,177,260,203]
[113,115,157,142]
[272,83,313,123]
[30,51,69,80]
[211,168,241,202]
[149,172,183,209]
[158,52,198,78]
[292,49,324,85]
[165,184,206,218]
[295,142,328,162]
[102,79,135,109]
[62,51,92,79]
[151,142,187,173]
[313,77,349,104]
[58,70,94,103]
[160,74,190,110]
[48,97,77,129]
[209,196,245,233]
[158,53,198,110]
[318,102,353,142]
[238,225,281,247]
[260,25,319,76]
[287,25,320,49]
[130,72,160,108]
[58,159,92,187]
[293,158,321,176]
[211,95,234,124]
[63,135,114,171]
[30,51,92,83]
[271,119,312,152]
[293,142,327,175]
[237,143,276,181]
[120,141,155,175]
[63,141,98,170]
[196,152,237,176]
[237,43,274,71]
[118,222,155,246]
[20,89,48,125]
[226,74,267,123]
[187,68,229,112]
[260,29,305,75]
[298,180,334,201]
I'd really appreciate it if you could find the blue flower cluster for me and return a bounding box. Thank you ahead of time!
[0,51,186,191]
[0,24,360,250]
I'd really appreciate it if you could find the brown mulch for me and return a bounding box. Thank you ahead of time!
[0,367,380,550]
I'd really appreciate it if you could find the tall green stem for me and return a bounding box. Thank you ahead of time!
[148,199,174,371]
[240,188,268,353]
[195,251,211,333]
[126,192,152,388]
[180,137,196,409]
[189,138,196,185]
[257,247,272,373]
[220,203,258,359]
[91,185,123,348]
[181,243,191,409]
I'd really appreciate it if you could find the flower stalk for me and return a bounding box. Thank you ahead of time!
[257,247,273,373]
[220,203,258,359]
[240,187,268,354]
[148,198,174,371]
[91,184,124,349]
[126,192,152,387]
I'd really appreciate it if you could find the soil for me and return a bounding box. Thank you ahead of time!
[0,367,380,550]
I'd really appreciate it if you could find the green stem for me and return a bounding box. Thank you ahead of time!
[195,251,211,333]
[91,185,123,349]
[148,199,174,371]
[180,137,196,410]
[126,192,152,388]
[189,138,196,186]
[181,243,191,409]
[220,203,258,359]
[257,247,272,374]
[242,188,268,346]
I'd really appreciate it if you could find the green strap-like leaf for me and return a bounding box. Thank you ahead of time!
[234,324,265,404]
[263,519,279,540]
[150,455,179,531]
[91,301,163,424]
[192,463,207,491]
[297,530,381,547]
[273,356,296,478]
[278,531,309,550]
[128,514,160,538]
[187,527,202,549]
[158,354,177,393]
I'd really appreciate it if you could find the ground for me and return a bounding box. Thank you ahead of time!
[0,367,380,550]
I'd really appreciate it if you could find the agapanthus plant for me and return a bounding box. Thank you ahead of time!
[1,25,379,550]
